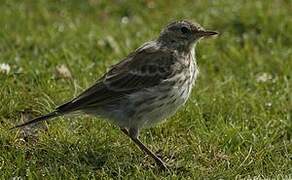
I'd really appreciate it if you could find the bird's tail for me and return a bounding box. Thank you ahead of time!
[10,111,61,130]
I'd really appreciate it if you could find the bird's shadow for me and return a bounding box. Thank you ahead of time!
[76,147,110,170]
[4,130,195,179]
[6,115,191,176]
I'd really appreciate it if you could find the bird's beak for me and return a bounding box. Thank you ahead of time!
[196,30,219,37]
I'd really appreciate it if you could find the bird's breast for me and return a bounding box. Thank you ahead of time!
[127,61,197,127]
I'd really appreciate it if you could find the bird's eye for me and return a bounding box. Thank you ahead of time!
[180,26,190,34]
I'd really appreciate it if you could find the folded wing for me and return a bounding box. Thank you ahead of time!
[57,45,179,113]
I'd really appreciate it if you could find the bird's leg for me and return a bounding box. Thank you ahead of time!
[120,128,167,170]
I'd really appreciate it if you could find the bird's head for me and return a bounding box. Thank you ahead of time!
[158,20,218,52]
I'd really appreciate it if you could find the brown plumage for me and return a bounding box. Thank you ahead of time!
[12,20,218,170]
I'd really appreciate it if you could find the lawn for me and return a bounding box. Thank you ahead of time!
[0,0,291,179]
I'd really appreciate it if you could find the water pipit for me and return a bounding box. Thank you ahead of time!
[12,20,218,170]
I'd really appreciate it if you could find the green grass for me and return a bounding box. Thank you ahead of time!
[0,0,291,179]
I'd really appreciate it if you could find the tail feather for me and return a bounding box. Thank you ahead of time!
[10,111,60,130]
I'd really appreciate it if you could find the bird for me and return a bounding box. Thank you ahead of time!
[11,20,218,170]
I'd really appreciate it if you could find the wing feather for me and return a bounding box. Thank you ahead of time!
[57,43,179,113]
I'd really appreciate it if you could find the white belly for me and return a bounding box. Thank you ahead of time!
[141,85,192,127]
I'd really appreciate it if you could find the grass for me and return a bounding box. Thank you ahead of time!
[0,0,291,179]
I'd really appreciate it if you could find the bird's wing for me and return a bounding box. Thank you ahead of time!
[56,43,181,113]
